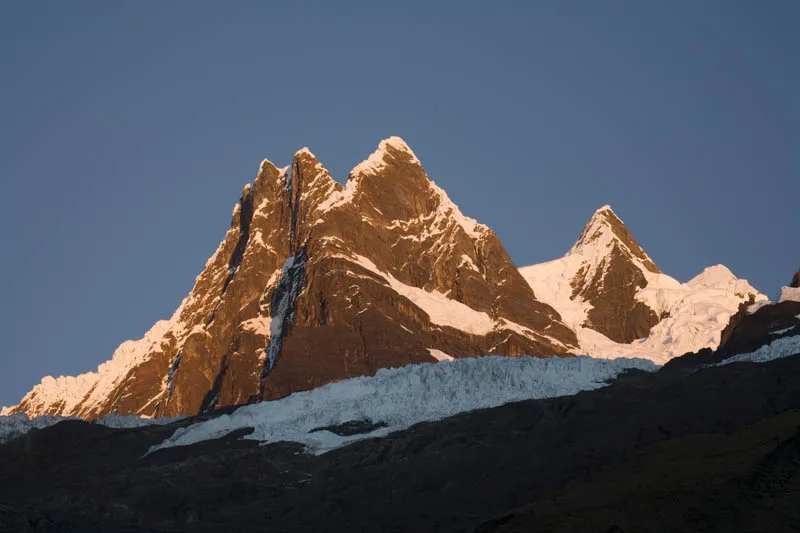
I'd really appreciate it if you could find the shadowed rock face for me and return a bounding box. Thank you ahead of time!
[712,268,800,359]
[791,269,800,288]
[10,138,578,419]
[569,207,660,344]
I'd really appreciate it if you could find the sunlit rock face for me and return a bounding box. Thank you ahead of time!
[8,137,577,419]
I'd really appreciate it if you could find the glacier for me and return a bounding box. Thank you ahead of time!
[148,355,659,456]
[4,337,799,451]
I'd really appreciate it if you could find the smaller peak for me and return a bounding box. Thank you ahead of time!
[570,204,660,273]
[790,269,800,288]
[258,158,278,173]
[292,146,328,173]
[686,264,739,289]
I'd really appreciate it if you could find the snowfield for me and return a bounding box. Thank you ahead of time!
[148,356,658,456]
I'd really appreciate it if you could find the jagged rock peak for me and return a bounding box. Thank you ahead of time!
[791,269,800,288]
[351,136,421,177]
[258,158,280,174]
[570,204,660,274]
[292,147,329,174]
[294,147,321,160]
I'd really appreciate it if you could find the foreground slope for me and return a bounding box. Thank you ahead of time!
[1,333,798,532]
[520,206,766,363]
[6,138,576,419]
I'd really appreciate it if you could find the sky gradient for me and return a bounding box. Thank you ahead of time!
[1,1,798,407]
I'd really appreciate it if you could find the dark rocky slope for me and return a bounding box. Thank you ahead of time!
[477,410,800,533]
[1,338,799,532]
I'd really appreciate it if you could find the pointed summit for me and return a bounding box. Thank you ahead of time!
[351,136,421,177]
[294,147,317,159]
[289,145,340,199]
[571,205,659,274]
[522,205,664,344]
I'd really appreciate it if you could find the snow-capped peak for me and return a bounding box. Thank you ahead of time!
[569,204,659,274]
[520,204,768,364]
[380,135,416,154]
[258,158,279,174]
[570,205,619,252]
[350,136,421,177]
[685,264,737,289]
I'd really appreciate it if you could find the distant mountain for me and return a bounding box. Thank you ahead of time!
[5,137,577,419]
[520,206,767,363]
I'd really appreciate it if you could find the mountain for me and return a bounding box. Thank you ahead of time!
[520,206,767,364]
[5,137,577,419]
[4,138,774,419]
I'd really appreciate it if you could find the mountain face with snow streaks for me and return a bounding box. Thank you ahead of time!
[7,138,577,419]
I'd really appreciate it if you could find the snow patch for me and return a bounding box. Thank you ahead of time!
[779,286,800,304]
[240,316,273,336]
[748,301,771,314]
[716,335,800,366]
[261,252,307,384]
[149,355,657,455]
[428,348,455,362]
[335,253,495,335]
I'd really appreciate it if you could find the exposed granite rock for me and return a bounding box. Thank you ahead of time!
[9,138,577,419]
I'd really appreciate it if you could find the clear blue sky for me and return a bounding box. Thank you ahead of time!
[1,1,797,407]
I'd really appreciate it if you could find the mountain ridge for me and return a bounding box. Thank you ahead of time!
[3,138,769,418]
[5,137,577,419]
